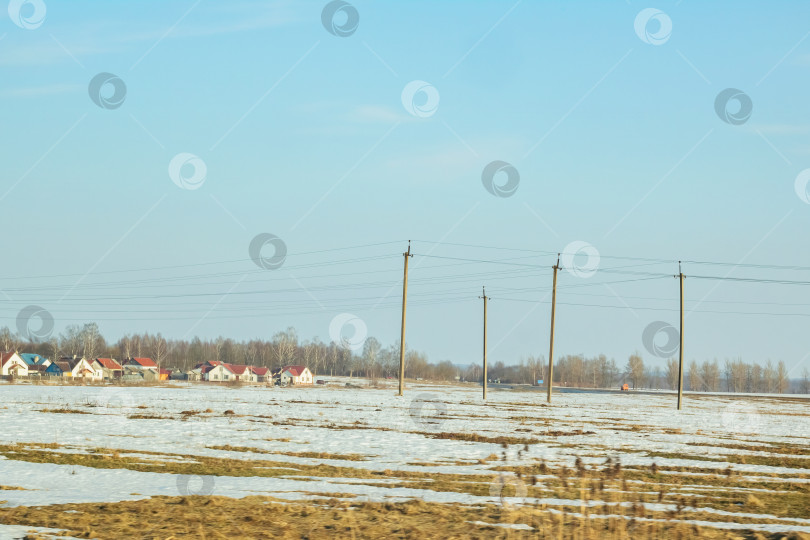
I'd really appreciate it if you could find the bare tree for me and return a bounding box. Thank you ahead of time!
[626,352,645,389]
[119,334,133,359]
[665,357,679,390]
[0,327,19,352]
[47,335,61,361]
[764,360,776,393]
[688,362,701,392]
[700,360,720,392]
[80,322,104,360]
[59,324,82,358]
[132,334,143,358]
[272,327,298,366]
[309,338,325,376]
[151,333,169,371]
[776,360,789,394]
[362,337,382,381]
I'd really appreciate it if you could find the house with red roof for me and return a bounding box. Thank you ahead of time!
[92,358,123,380]
[227,364,257,382]
[280,365,313,386]
[201,361,234,382]
[193,360,272,383]
[1,352,28,378]
[124,357,158,369]
[250,366,272,383]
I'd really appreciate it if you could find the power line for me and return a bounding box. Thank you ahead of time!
[0,240,406,282]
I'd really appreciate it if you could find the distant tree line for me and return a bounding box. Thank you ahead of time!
[1,323,807,393]
[0,324,434,380]
[470,352,808,394]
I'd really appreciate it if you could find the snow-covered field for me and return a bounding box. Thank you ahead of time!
[1,380,809,535]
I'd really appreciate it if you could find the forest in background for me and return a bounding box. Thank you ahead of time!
[1,323,808,393]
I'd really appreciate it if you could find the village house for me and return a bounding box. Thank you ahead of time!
[250,366,272,383]
[280,365,314,386]
[45,361,67,377]
[123,357,159,372]
[92,358,123,380]
[20,353,50,368]
[122,365,145,381]
[200,361,233,382]
[1,352,28,378]
[172,368,202,381]
[62,357,96,379]
[227,364,257,382]
[195,361,277,383]
[19,354,50,377]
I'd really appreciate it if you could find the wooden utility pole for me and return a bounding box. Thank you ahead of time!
[547,254,560,404]
[397,241,413,396]
[677,261,685,410]
[480,286,490,400]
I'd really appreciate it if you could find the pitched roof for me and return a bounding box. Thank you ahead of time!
[95,358,123,370]
[19,353,43,366]
[127,357,157,368]
[282,365,308,377]
[50,361,69,372]
[250,366,270,376]
[159,369,172,375]
[1,352,24,368]
[65,358,85,370]
[201,363,233,374]
[227,364,248,375]
[195,360,223,369]
[69,359,93,373]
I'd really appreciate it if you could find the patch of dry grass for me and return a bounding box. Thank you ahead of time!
[38,408,90,415]
[208,444,368,461]
[414,431,540,445]
[2,495,804,540]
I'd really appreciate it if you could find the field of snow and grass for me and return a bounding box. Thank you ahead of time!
[0,379,808,539]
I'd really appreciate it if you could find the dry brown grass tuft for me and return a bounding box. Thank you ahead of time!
[38,408,90,415]
[0,495,794,540]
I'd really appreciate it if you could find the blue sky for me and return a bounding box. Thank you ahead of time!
[1,0,810,373]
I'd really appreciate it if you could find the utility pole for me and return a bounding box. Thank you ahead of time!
[676,261,685,410]
[480,286,490,400]
[398,241,413,396]
[547,254,560,404]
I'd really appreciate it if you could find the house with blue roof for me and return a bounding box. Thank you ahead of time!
[19,353,50,368]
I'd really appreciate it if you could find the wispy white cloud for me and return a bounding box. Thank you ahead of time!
[0,2,301,67]
[0,42,109,66]
[0,83,83,98]
[384,147,480,179]
[347,105,412,124]
[746,123,810,136]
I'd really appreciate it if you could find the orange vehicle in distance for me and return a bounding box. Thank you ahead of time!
[621,383,630,391]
